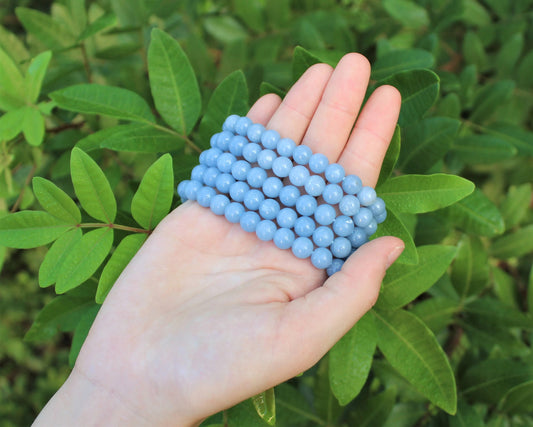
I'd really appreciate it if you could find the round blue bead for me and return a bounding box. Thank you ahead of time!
[217,152,237,173]
[196,186,216,207]
[199,150,208,166]
[210,194,230,215]
[304,175,325,197]
[231,160,251,181]
[312,226,334,248]
[291,237,314,259]
[225,202,245,223]
[203,167,220,187]
[257,149,277,170]
[240,211,260,233]
[177,180,189,201]
[292,145,312,165]
[289,165,310,187]
[246,167,268,188]
[311,248,333,269]
[191,164,207,182]
[325,163,345,184]
[331,237,352,258]
[333,215,355,237]
[323,184,343,204]
[229,135,248,157]
[247,123,265,143]
[339,195,360,216]
[277,138,296,157]
[229,181,249,202]
[204,147,223,167]
[369,197,386,216]
[309,153,328,174]
[326,258,344,276]
[262,177,283,198]
[235,116,252,136]
[256,220,277,241]
[243,189,264,211]
[364,219,378,236]
[215,173,235,193]
[185,180,202,200]
[314,204,336,226]
[210,133,219,148]
[242,143,262,163]
[274,228,295,250]
[216,131,233,151]
[279,185,301,207]
[342,174,363,195]
[296,194,318,216]
[349,228,368,248]
[272,156,293,178]
[354,207,373,228]
[358,186,377,207]
[261,129,280,149]
[277,208,297,229]
[375,210,387,224]
[222,114,240,132]
[294,216,316,237]
[259,199,280,220]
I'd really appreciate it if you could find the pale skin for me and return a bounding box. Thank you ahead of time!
[34,53,404,426]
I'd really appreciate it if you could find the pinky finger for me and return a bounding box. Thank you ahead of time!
[247,93,282,126]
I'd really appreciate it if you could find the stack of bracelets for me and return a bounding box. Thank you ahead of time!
[177,115,387,276]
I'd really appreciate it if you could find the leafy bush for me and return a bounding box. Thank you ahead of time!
[1,0,532,425]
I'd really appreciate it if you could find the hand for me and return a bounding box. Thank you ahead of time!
[34,53,404,426]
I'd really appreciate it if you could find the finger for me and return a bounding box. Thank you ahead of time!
[302,53,371,161]
[267,63,333,142]
[338,85,401,187]
[247,93,282,125]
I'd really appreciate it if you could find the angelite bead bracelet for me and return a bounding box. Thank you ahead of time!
[177,115,387,276]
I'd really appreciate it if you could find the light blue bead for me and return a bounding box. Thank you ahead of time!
[177,180,189,201]
[358,186,377,206]
[242,143,262,163]
[289,165,310,187]
[364,219,378,236]
[294,216,316,237]
[235,116,252,136]
[204,147,222,167]
[272,156,293,178]
[240,211,260,233]
[262,177,283,198]
[229,181,249,202]
[369,197,386,216]
[274,228,295,250]
[333,215,355,237]
[325,163,345,184]
[231,160,251,181]
[277,208,297,229]
[210,133,219,148]
[296,194,318,216]
[304,175,325,197]
[331,237,352,258]
[339,195,360,216]
[323,184,343,204]
[216,131,233,151]
[326,258,344,276]
[256,220,277,241]
[185,180,202,200]
[215,173,235,193]
[261,129,280,149]
[217,152,237,173]
[309,153,328,174]
[203,167,220,187]
[229,135,248,157]
[354,207,373,228]
[259,199,280,220]
[342,174,363,195]
[311,248,333,269]
[291,237,314,259]
[246,167,268,188]
[210,194,230,215]
[247,123,265,143]
[314,204,336,225]
[225,202,245,223]
[375,210,387,224]
[196,186,216,207]
[199,150,208,165]
[191,164,207,182]
[292,145,312,165]
[312,226,334,248]
[279,185,300,207]
[222,114,240,132]
[243,189,264,211]
[257,149,277,170]
[277,138,296,157]
[349,228,368,248]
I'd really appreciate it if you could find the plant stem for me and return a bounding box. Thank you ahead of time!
[80,42,92,83]
[148,122,203,154]
[78,222,151,234]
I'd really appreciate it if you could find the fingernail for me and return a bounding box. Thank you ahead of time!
[386,244,405,269]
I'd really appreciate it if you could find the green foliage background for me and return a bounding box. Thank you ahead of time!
[1,0,532,426]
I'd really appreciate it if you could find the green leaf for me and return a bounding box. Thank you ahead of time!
[372,49,434,81]
[440,188,505,237]
[499,380,533,414]
[398,117,461,173]
[33,177,81,224]
[314,358,343,424]
[450,235,489,298]
[131,154,174,230]
[377,125,400,187]
[348,388,396,427]
[377,245,457,310]
[492,266,519,309]
[148,29,201,134]
[275,383,315,426]
[490,224,533,259]
[77,13,117,41]
[21,106,45,146]
[529,265,533,316]
[69,305,100,367]
[0,107,25,141]
[252,388,276,426]
[410,297,458,333]
[234,0,265,33]
[56,227,114,294]
[451,134,516,164]
[0,25,30,66]
[470,80,515,123]
[462,31,487,70]
[496,32,524,78]
[96,233,147,304]
[0,47,25,111]
[227,398,271,426]
[500,184,532,230]
[464,297,533,329]
[378,174,474,214]
[39,228,83,287]
[373,309,457,414]
[329,312,376,406]
[259,82,286,99]
[383,0,430,29]
[25,50,52,104]
[487,123,533,156]
[379,69,440,127]
[0,211,72,248]
[292,46,321,82]
[448,400,485,427]
[50,84,155,123]
[15,7,76,49]
[372,208,418,265]
[203,16,248,45]
[70,147,117,223]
